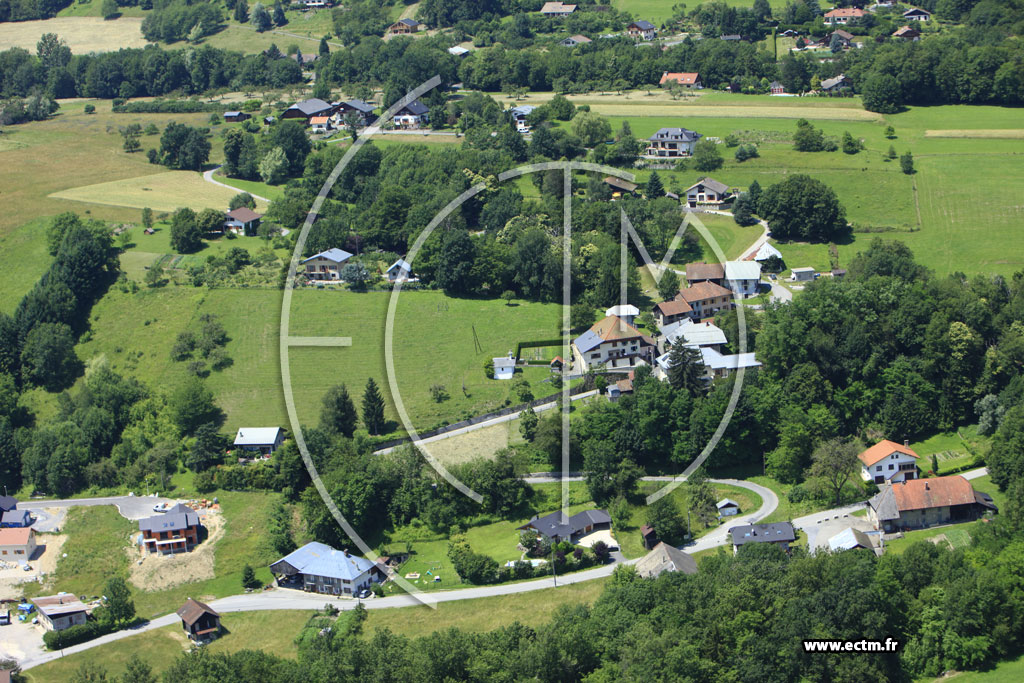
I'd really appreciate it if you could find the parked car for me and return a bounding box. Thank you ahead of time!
[0,610,10,625]
[356,589,372,599]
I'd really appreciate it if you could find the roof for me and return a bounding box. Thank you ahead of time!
[1,509,31,524]
[396,100,429,116]
[821,75,848,90]
[858,440,920,467]
[234,427,282,446]
[730,522,795,547]
[893,25,920,36]
[272,542,377,581]
[396,18,420,27]
[287,98,333,117]
[493,357,515,370]
[339,99,375,113]
[717,498,739,509]
[700,347,760,371]
[635,542,698,579]
[226,207,261,223]
[32,594,88,617]
[825,8,865,17]
[562,34,591,44]
[603,176,638,192]
[448,46,470,56]
[754,243,782,261]
[654,298,693,317]
[540,1,576,12]
[685,262,725,281]
[0,496,16,512]
[139,504,199,533]
[791,267,815,274]
[386,259,412,273]
[893,476,977,511]
[309,116,329,125]
[630,20,656,30]
[660,72,700,85]
[685,177,729,195]
[663,319,727,348]
[903,7,930,15]
[302,248,353,264]
[224,111,242,117]
[832,29,854,39]
[177,598,220,626]
[573,315,645,353]
[725,260,761,281]
[520,509,610,540]
[828,527,875,552]
[510,105,536,116]
[605,304,639,318]
[0,527,33,546]
[649,127,701,142]
[679,280,731,303]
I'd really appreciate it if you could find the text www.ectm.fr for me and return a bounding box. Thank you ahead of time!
[802,639,900,653]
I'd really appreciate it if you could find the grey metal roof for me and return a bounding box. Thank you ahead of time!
[271,542,376,581]
[397,18,420,27]
[342,99,374,113]
[869,486,900,521]
[686,177,729,195]
[716,498,739,510]
[302,248,353,264]
[287,98,333,117]
[821,75,847,90]
[1,510,31,524]
[649,127,702,143]
[828,527,874,552]
[520,509,611,541]
[139,504,199,533]
[397,100,429,116]
[0,496,16,512]
[730,522,795,546]
[636,542,697,578]
[631,20,656,30]
[573,329,604,354]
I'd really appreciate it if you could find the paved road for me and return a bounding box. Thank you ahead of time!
[793,502,869,550]
[962,466,988,480]
[202,167,271,204]
[769,280,794,303]
[19,495,173,529]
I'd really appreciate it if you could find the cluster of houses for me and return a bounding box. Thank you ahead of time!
[299,248,415,284]
[824,6,930,24]
[277,96,431,134]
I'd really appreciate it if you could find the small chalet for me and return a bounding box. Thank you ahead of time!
[31,594,89,632]
[223,207,262,236]
[824,8,865,24]
[310,115,331,134]
[301,248,353,280]
[903,7,931,21]
[572,314,656,371]
[519,509,611,544]
[560,34,592,47]
[725,260,762,298]
[393,100,429,128]
[139,503,201,554]
[659,72,702,89]
[770,81,786,95]
[603,176,639,197]
[684,262,726,287]
[0,527,36,560]
[627,20,657,41]
[858,439,919,484]
[492,353,515,380]
[892,25,921,40]
[0,509,32,528]
[684,177,731,207]
[233,427,284,456]
[281,98,334,121]
[730,522,795,553]
[388,18,421,35]
[820,74,850,92]
[385,258,414,282]
[868,476,997,532]
[646,127,702,157]
[540,1,576,16]
[223,111,250,123]
[271,542,384,595]
[509,104,536,133]
[717,499,740,517]
[830,29,854,47]
[636,542,698,578]
[177,598,221,642]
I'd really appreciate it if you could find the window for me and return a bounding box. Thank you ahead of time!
[889,464,894,470]
[875,465,882,472]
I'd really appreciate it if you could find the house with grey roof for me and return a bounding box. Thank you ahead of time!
[333,99,376,126]
[820,74,850,92]
[509,104,536,132]
[233,427,284,457]
[519,509,611,544]
[223,207,262,236]
[271,542,384,595]
[560,34,592,47]
[281,98,334,121]
[301,248,353,280]
[729,522,796,554]
[388,17,422,34]
[139,504,201,554]
[646,127,703,157]
[0,496,17,513]
[627,20,657,41]
[636,542,698,578]
[393,99,430,128]
[684,177,731,207]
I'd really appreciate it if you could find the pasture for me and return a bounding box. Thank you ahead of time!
[0,17,149,52]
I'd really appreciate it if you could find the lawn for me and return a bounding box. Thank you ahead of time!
[0,17,149,52]
[883,522,980,555]
[910,427,987,474]
[0,217,52,312]
[422,420,526,467]
[212,173,287,202]
[927,654,1024,682]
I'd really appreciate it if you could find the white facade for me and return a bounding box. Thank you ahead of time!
[385,259,414,282]
[724,261,762,298]
[302,248,353,280]
[0,527,36,560]
[861,451,919,484]
[493,353,515,380]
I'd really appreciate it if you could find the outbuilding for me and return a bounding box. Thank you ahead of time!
[177,598,221,641]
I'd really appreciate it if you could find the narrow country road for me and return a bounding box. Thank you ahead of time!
[202,166,272,204]
[18,495,172,524]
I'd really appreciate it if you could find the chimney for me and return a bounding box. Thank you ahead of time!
[924,482,929,490]
[904,439,909,448]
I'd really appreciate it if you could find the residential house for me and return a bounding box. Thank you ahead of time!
[0,527,36,560]
[684,262,725,287]
[605,304,639,326]
[662,319,727,353]
[868,476,997,532]
[684,177,731,207]
[830,29,854,47]
[139,503,201,554]
[310,115,331,135]
[695,346,761,379]
[560,34,592,47]
[223,207,262,236]
[679,280,733,318]
[717,499,741,517]
[540,1,576,16]
[635,542,698,579]
[572,314,657,371]
[233,427,284,456]
[730,522,796,553]
[892,25,921,40]
[820,74,850,92]
[0,509,32,528]
[301,248,354,280]
[385,258,414,282]
[603,176,639,197]
[31,595,88,632]
[659,72,702,89]
[791,266,816,282]
[753,243,782,262]
[447,45,470,57]
[0,496,16,513]
[627,20,657,41]
[824,8,866,24]
[332,99,375,126]
[177,598,221,641]
[271,541,384,595]
[724,260,762,298]
[779,29,800,37]
[509,104,536,133]
[519,509,611,544]
[223,111,250,123]
[858,439,919,484]
[304,0,329,7]
[653,298,694,327]
[770,81,786,95]
[393,100,429,128]
[646,127,703,157]
[281,98,334,121]
[492,353,515,380]
[388,18,421,34]
[903,7,931,20]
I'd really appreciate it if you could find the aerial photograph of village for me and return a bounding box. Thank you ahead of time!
[0,0,1023,680]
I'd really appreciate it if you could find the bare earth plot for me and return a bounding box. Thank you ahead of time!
[0,17,150,53]
[49,171,270,213]
[128,511,224,591]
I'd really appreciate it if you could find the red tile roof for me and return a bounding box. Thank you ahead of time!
[679,281,731,303]
[654,298,693,317]
[0,527,32,546]
[891,476,976,511]
[825,8,865,17]
[858,440,919,467]
[590,315,644,341]
[685,262,725,281]
[660,72,700,85]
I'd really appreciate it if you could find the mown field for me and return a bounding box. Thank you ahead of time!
[50,170,268,213]
[0,16,149,52]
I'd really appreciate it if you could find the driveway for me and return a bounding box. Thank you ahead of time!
[793,502,869,550]
[202,166,271,204]
[19,495,173,524]
[769,280,793,303]
[0,618,47,664]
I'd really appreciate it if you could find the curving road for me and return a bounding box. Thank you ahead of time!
[202,166,271,204]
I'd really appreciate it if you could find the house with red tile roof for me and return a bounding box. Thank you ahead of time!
[824,8,865,24]
[858,439,919,484]
[572,314,656,371]
[867,476,997,532]
[659,72,702,88]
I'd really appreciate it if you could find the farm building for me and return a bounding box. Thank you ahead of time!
[223,207,262,236]
[178,598,221,642]
[301,248,354,280]
[791,267,816,282]
[31,594,89,632]
[730,522,795,553]
[572,314,657,372]
[388,18,421,34]
[139,504,201,554]
[858,440,919,484]
[0,527,36,560]
[627,20,657,41]
[519,509,611,544]
[684,262,725,287]
[540,1,576,16]
[717,499,740,516]
[223,111,250,122]
[233,427,284,456]
[636,542,698,579]
[646,127,703,157]
[0,509,32,528]
[684,177,731,207]
[281,98,334,121]
[659,72,702,89]
[678,280,733,319]
[393,100,430,128]
[271,542,384,596]
[868,476,997,532]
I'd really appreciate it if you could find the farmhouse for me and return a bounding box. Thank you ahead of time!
[635,542,698,579]
[679,280,733,319]
[730,522,796,553]
[717,499,740,517]
[724,260,762,298]
[653,298,693,327]
[867,476,997,532]
[903,7,931,20]
[540,2,576,16]
[858,439,919,484]
[519,509,611,544]
[684,262,725,287]
[393,100,430,128]
[603,176,639,197]
[560,34,591,47]
[385,258,414,282]
[509,104,536,133]
[301,248,354,280]
[820,74,850,92]
[0,527,36,560]
[572,314,657,371]
[892,25,921,40]
[271,542,384,596]
[388,18,421,34]
[233,427,284,456]
[0,509,32,528]
[684,177,731,207]
[646,127,703,157]
[282,98,334,121]
[139,503,201,554]
[31,594,89,632]
[626,20,657,41]
[223,207,262,236]
[177,598,221,642]
[659,72,702,88]
[223,111,250,123]
[824,8,865,24]
[333,99,375,126]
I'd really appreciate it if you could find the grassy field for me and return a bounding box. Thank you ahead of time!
[883,522,979,555]
[50,170,269,214]
[924,129,1024,139]
[0,17,149,52]
[0,217,52,312]
[910,426,987,474]
[213,173,287,202]
[928,655,1024,682]
[424,420,526,467]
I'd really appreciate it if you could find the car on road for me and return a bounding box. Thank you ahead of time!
[356,589,372,599]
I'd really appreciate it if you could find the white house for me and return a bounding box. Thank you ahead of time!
[223,207,262,236]
[233,427,284,457]
[509,105,536,133]
[858,440,919,484]
[717,499,740,517]
[310,115,331,135]
[646,127,702,157]
[270,542,384,596]
[301,248,353,280]
[393,100,429,129]
[560,34,592,47]
[655,346,760,381]
[903,7,931,21]
[626,20,657,41]
[753,242,782,262]
[0,527,37,561]
[724,261,762,298]
[684,177,731,207]
[385,259,414,282]
[791,267,816,282]
[572,314,656,372]
[824,8,865,24]
[493,353,515,380]
[540,1,576,16]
